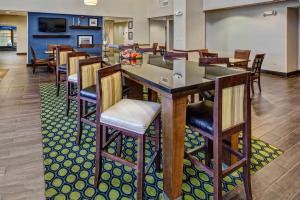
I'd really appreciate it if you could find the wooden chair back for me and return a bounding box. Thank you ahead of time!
[234,49,251,68]
[202,52,218,58]
[152,43,158,50]
[251,54,265,75]
[164,51,188,60]
[30,47,37,61]
[199,49,208,58]
[78,57,103,92]
[199,57,229,66]
[133,43,139,50]
[214,72,251,135]
[56,46,73,66]
[67,52,88,76]
[96,63,123,113]
[119,45,133,51]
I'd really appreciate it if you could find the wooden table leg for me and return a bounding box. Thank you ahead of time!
[161,95,187,200]
[124,78,143,100]
[148,88,158,102]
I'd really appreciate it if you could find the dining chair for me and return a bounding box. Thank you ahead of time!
[234,49,251,69]
[164,51,188,60]
[199,57,230,67]
[119,45,134,51]
[93,64,162,199]
[159,45,166,56]
[199,49,209,58]
[185,72,252,200]
[77,57,105,145]
[202,52,219,58]
[47,44,57,60]
[55,46,74,96]
[30,47,51,74]
[250,54,265,95]
[133,43,139,50]
[65,52,88,116]
[139,43,158,55]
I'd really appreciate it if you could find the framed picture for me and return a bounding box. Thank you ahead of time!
[128,21,133,29]
[128,32,133,40]
[89,18,98,27]
[77,35,93,47]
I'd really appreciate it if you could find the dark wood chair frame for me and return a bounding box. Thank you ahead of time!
[159,45,166,56]
[199,57,230,67]
[77,57,104,145]
[202,52,219,58]
[139,43,158,55]
[250,54,265,95]
[164,51,189,60]
[66,52,89,116]
[199,48,209,58]
[234,49,251,69]
[56,46,74,96]
[186,73,252,200]
[94,64,162,199]
[30,47,51,74]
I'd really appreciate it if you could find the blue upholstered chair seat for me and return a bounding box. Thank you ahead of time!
[186,100,214,135]
[80,85,97,100]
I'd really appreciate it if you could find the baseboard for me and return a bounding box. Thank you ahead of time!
[261,69,300,77]
[16,52,27,55]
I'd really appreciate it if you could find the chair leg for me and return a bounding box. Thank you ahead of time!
[33,64,36,74]
[94,124,103,187]
[205,138,213,167]
[154,116,161,171]
[258,77,262,93]
[66,82,70,116]
[77,98,83,145]
[243,164,252,200]
[56,71,61,97]
[137,134,145,200]
[251,79,254,95]
[116,134,123,157]
[213,141,222,200]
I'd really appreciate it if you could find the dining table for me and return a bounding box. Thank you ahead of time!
[229,58,250,65]
[112,54,249,200]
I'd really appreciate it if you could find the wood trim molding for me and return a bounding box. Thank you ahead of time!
[16,52,27,55]
[173,49,199,53]
[261,69,300,77]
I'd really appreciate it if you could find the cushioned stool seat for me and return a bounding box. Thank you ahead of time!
[80,85,96,100]
[68,74,77,83]
[100,99,161,134]
[58,64,67,72]
[186,100,214,135]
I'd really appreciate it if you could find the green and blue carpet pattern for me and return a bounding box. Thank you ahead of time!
[40,83,283,200]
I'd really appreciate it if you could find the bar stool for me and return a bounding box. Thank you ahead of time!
[94,64,162,199]
[66,52,88,116]
[185,73,252,200]
[55,46,73,96]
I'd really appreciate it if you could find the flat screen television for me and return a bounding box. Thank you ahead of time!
[38,18,67,33]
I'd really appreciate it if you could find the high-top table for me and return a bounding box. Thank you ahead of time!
[112,55,249,200]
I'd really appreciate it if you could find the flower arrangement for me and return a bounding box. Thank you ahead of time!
[120,49,143,60]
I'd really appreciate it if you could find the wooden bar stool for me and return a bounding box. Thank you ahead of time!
[94,64,162,199]
[55,46,73,96]
[185,73,252,200]
[77,57,105,145]
[250,54,265,95]
[65,52,88,116]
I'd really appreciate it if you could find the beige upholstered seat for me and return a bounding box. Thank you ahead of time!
[68,74,77,82]
[100,99,161,134]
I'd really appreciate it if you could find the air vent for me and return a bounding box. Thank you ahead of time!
[160,0,169,7]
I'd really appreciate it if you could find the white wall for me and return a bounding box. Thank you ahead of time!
[132,0,149,44]
[206,2,291,73]
[150,20,166,46]
[0,0,134,17]
[147,0,174,18]
[0,14,27,53]
[203,0,285,11]
[186,0,205,50]
[286,7,298,73]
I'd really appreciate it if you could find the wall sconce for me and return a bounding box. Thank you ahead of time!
[175,11,183,16]
[263,10,277,17]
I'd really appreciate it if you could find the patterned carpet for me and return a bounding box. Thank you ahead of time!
[40,83,283,200]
